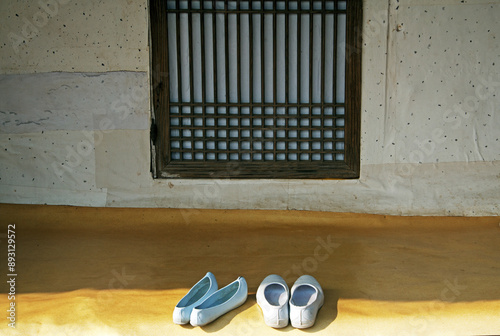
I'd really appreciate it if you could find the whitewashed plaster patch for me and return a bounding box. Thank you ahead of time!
[0,72,150,134]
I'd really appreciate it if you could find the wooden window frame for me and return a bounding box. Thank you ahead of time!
[150,0,362,179]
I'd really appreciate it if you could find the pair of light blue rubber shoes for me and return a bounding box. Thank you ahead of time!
[172,273,248,326]
[173,272,324,329]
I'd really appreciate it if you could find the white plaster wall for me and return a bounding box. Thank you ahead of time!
[0,0,498,215]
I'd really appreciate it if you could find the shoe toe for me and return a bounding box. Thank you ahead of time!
[173,307,190,325]
[189,309,204,327]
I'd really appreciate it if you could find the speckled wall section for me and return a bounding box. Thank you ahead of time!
[0,0,148,73]
[387,1,499,164]
[0,0,498,215]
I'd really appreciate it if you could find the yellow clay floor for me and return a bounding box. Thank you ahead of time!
[0,204,499,335]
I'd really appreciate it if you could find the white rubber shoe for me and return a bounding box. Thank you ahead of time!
[190,276,248,327]
[172,272,218,325]
[256,274,290,328]
[289,275,324,329]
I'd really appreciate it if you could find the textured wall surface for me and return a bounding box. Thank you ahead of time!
[0,0,499,215]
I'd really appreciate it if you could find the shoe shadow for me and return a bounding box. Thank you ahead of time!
[179,324,195,330]
[199,294,257,333]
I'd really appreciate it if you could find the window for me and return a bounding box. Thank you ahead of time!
[150,0,362,178]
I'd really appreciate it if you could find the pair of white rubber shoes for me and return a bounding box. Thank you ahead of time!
[173,272,248,326]
[257,274,324,329]
[173,272,323,329]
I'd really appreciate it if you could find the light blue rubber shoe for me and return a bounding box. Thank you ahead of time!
[190,276,248,326]
[173,272,218,325]
[289,275,324,329]
[256,274,290,328]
